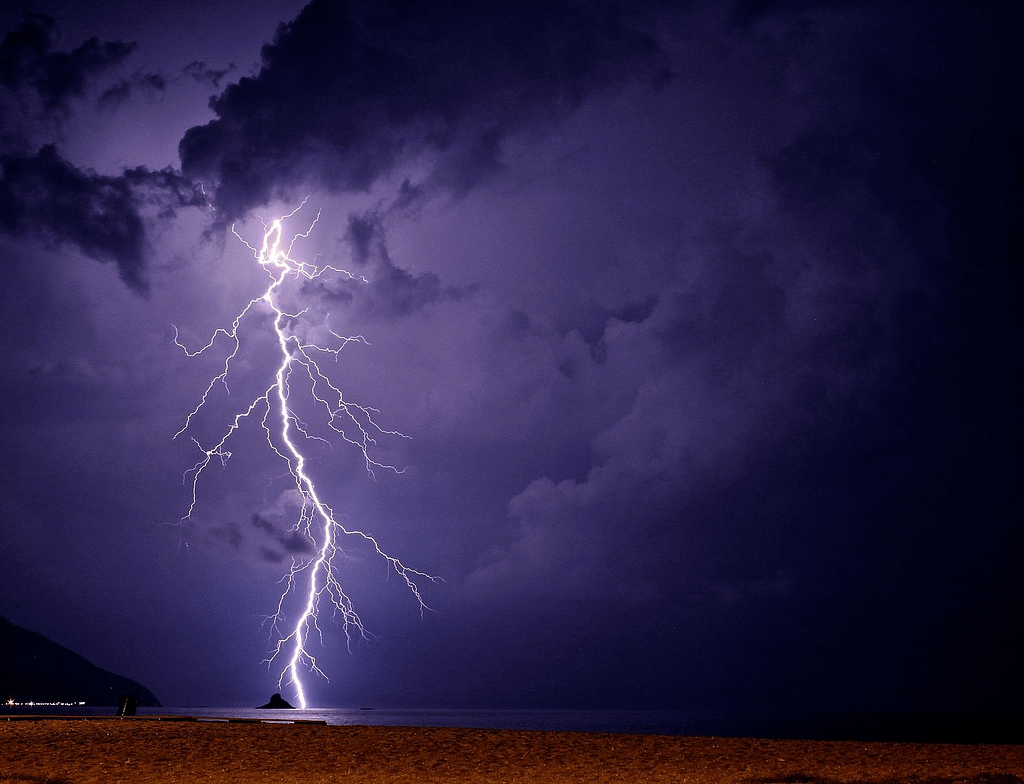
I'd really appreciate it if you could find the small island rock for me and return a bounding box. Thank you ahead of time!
[257,692,295,709]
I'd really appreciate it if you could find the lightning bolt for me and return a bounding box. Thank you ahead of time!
[173,201,437,709]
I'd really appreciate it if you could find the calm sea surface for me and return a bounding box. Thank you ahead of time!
[3,705,1021,743]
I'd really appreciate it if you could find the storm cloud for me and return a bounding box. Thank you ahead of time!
[0,14,206,293]
[0,0,1018,713]
[0,144,206,292]
[0,11,135,110]
[179,0,669,221]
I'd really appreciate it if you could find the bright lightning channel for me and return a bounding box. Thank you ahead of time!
[173,202,437,709]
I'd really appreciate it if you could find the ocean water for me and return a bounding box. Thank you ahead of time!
[4,705,1021,743]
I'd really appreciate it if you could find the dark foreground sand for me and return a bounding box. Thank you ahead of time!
[2,719,1023,784]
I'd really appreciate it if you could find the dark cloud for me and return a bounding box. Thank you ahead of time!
[250,514,314,564]
[250,514,275,535]
[1,0,1019,714]
[0,14,204,293]
[277,530,314,555]
[211,521,244,549]
[259,547,283,563]
[0,12,135,110]
[344,211,381,266]
[0,144,206,292]
[306,208,475,318]
[183,60,235,90]
[97,69,167,110]
[449,2,1021,711]
[180,0,669,221]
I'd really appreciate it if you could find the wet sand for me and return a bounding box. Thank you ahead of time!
[2,719,1022,783]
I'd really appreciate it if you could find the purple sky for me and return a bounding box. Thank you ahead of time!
[0,0,1019,711]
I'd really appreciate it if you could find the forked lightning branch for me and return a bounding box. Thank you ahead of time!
[173,203,436,709]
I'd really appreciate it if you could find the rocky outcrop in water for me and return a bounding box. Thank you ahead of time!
[257,692,294,709]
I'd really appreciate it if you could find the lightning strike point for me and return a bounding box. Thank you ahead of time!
[174,203,438,709]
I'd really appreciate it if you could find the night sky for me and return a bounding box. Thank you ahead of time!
[0,0,1019,712]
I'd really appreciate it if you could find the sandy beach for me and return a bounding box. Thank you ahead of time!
[2,719,1022,784]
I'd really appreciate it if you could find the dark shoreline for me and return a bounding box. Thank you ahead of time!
[2,707,1021,744]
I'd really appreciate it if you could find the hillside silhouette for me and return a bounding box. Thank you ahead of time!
[0,615,160,707]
